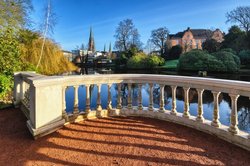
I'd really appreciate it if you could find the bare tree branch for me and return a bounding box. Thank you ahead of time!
[226,6,250,32]
[36,0,56,69]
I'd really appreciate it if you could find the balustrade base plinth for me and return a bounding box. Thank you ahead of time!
[74,114,86,123]
[148,106,154,112]
[86,111,97,119]
[170,111,177,116]
[196,117,204,123]
[159,109,166,113]
[138,105,143,112]
[211,121,221,128]
[127,105,133,110]
[228,126,239,135]
[183,114,190,119]
[27,118,65,139]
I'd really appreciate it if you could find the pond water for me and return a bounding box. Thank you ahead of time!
[64,68,250,133]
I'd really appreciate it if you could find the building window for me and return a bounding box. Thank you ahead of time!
[196,40,200,48]
[176,40,179,45]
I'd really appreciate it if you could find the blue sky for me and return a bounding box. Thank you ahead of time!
[31,0,250,51]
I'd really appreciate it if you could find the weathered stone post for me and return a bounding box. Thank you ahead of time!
[171,85,177,115]
[85,84,91,114]
[117,83,122,110]
[127,83,132,110]
[228,94,240,134]
[96,84,102,117]
[138,83,143,112]
[107,84,112,111]
[211,91,221,127]
[26,76,65,139]
[73,85,79,117]
[183,87,190,118]
[196,88,204,122]
[159,84,165,113]
[148,83,154,111]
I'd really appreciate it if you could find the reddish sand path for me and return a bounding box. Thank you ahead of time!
[0,108,249,166]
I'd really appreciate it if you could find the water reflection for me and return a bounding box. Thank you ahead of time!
[69,67,250,82]
[65,84,250,133]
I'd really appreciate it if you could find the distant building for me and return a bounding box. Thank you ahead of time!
[63,50,73,62]
[168,27,224,52]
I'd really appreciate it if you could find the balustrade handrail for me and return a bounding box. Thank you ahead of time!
[28,74,250,97]
[14,72,250,151]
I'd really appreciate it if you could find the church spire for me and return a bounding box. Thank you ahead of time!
[88,27,95,52]
[109,42,112,53]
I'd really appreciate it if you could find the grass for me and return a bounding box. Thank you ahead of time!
[160,59,179,69]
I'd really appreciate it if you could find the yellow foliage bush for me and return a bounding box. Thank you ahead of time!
[20,38,76,75]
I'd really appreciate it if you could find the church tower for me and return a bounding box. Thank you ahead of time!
[88,27,95,52]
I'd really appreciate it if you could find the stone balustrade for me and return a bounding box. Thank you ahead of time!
[13,72,250,151]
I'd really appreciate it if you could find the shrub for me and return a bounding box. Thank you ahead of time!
[178,50,226,72]
[168,45,182,59]
[0,28,21,76]
[212,50,240,72]
[127,53,164,69]
[220,48,237,55]
[0,75,12,99]
[127,52,148,68]
[148,54,165,67]
[238,50,250,65]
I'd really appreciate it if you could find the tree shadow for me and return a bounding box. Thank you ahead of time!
[0,108,250,166]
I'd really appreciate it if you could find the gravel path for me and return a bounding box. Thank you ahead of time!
[0,108,249,166]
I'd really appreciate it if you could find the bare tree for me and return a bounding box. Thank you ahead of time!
[149,27,169,56]
[226,6,250,32]
[0,0,33,30]
[36,0,56,69]
[114,19,142,51]
[144,39,156,54]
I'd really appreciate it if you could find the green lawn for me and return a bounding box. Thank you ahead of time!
[160,59,179,69]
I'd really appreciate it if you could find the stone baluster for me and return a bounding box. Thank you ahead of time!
[73,85,79,116]
[211,91,221,127]
[107,84,112,111]
[117,83,122,110]
[159,84,165,113]
[127,83,132,110]
[62,86,68,121]
[196,89,204,122]
[85,84,91,114]
[138,83,143,111]
[228,94,240,134]
[183,87,190,118]
[96,84,102,112]
[171,86,177,115]
[148,83,154,111]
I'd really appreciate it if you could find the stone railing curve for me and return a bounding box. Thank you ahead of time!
[13,72,250,151]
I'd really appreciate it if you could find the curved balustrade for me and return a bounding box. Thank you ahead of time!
[13,72,250,151]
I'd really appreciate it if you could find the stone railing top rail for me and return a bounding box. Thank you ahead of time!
[15,72,44,84]
[20,73,250,98]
